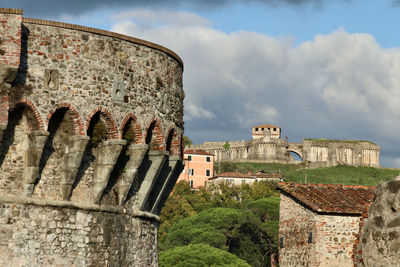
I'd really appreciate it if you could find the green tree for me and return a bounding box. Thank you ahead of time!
[223,141,230,150]
[159,244,250,267]
[183,136,193,147]
[161,207,274,266]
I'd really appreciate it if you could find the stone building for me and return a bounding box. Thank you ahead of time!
[278,182,375,267]
[207,171,282,186]
[177,149,214,189]
[0,8,184,266]
[192,125,380,167]
[251,124,281,139]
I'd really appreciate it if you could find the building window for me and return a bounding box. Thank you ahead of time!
[255,128,258,131]
[274,128,277,131]
[188,155,192,161]
[206,170,211,176]
[189,180,193,188]
[308,232,313,244]
[206,156,211,162]
[242,179,246,184]
[280,237,284,248]
[262,128,264,131]
[189,169,194,176]
[227,178,234,184]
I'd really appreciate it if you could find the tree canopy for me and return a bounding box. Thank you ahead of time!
[159,180,280,266]
[159,244,251,267]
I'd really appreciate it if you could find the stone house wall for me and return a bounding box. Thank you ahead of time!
[279,193,315,266]
[279,193,362,267]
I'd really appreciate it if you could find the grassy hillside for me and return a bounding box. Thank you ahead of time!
[216,162,400,186]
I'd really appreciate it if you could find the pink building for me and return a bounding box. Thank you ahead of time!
[177,149,214,189]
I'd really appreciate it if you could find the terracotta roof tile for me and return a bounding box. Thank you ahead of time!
[253,124,280,129]
[184,149,214,156]
[278,182,375,214]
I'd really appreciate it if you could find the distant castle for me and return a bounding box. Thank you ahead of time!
[190,124,380,168]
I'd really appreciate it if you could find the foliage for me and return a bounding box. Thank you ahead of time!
[223,141,231,150]
[159,244,250,267]
[217,162,400,186]
[161,207,274,266]
[122,124,135,144]
[304,138,376,144]
[183,136,193,147]
[91,120,107,147]
[159,181,280,266]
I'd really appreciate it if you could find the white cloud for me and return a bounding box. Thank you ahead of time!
[112,9,400,167]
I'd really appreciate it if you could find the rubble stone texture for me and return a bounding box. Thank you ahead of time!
[0,8,184,266]
[356,178,400,266]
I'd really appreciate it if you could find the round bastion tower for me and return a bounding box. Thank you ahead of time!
[0,8,184,266]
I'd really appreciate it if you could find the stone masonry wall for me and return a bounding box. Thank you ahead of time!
[280,193,362,267]
[279,193,315,266]
[0,198,158,267]
[312,214,360,267]
[0,8,185,266]
[356,178,400,266]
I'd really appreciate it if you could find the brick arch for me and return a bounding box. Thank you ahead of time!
[120,113,144,143]
[144,118,164,151]
[11,99,44,131]
[45,103,85,136]
[165,127,181,156]
[86,107,119,139]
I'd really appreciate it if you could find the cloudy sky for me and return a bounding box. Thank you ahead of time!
[6,0,400,167]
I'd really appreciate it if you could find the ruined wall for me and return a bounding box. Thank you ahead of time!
[301,140,380,168]
[356,178,400,266]
[0,8,184,266]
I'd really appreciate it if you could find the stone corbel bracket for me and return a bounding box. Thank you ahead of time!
[92,139,126,204]
[149,155,183,215]
[136,150,168,211]
[23,130,49,197]
[60,135,90,200]
[117,143,149,205]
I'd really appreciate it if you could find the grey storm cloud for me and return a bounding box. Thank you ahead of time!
[110,9,400,167]
[5,0,341,17]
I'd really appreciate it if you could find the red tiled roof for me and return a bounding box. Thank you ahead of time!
[253,124,280,129]
[278,182,375,215]
[210,172,254,179]
[184,149,214,156]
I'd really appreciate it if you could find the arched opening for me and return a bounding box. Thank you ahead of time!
[71,111,110,202]
[166,128,174,154]
[145,120,163,151]
[0,104,39,196]
[33,107,74,200]
[289,151,303,162]
[100,118,138,205]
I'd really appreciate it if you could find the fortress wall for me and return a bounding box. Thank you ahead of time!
[0,197,158,267]
[0,9,184,266]
[302,140,380,167]
[18,19,183,136]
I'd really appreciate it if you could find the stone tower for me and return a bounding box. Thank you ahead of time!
[0,8,184,266]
